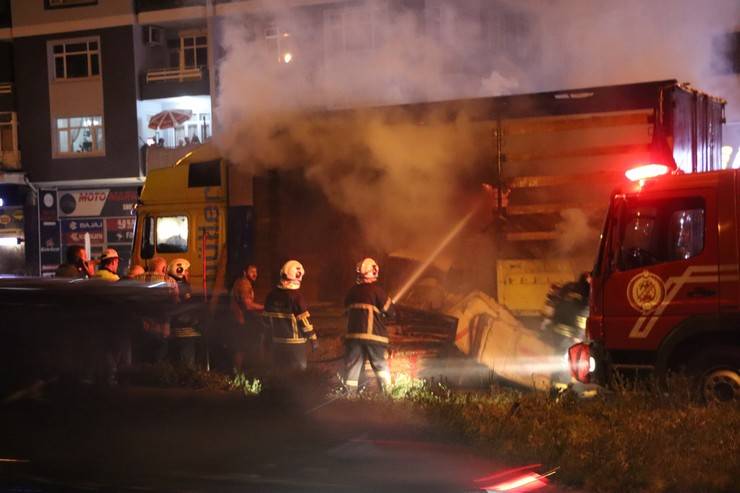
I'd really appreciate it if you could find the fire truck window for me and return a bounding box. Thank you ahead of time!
[156,216,188,253]
[668,208,704,261]
[141,216,154,259]
[619,207,658,270]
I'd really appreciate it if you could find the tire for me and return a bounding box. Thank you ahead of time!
[688,346,740,404]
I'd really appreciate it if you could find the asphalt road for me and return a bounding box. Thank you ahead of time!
[0,383,566,493]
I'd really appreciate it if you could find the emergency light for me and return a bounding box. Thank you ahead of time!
[624,164,670,182]
[568,342,594,383]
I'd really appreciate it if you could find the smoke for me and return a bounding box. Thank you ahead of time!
[215,2,507,252]
[213,0,739,262]
[555,209,597,254]
[526,0,740,120]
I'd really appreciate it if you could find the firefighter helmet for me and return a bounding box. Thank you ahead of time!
[356,257,379,283]
[280,260,305,289]
[100,248,119,261]
[168,258,191,279]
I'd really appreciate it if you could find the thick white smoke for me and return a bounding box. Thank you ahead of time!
[215,3,505,252]
[213,0,739,258]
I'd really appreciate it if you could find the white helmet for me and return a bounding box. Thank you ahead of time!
[100,248,119,261]
[280,260,304,289]
[168,258,191,279]
[356,257,379,283]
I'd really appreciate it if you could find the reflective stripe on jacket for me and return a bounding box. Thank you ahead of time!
[345,283,395,345]
[263,287,316,344]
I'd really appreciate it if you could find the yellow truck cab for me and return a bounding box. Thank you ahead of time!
[131,144,253,298]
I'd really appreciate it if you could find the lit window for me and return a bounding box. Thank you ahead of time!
[264,22,294,64]
[50,38,100,80]
[55,115,104,155]
[156,216,188,253]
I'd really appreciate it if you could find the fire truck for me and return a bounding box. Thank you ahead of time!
[569,166,740,402]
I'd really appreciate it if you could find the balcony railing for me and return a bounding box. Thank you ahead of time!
[145,141,205,172]
[146,66,203,83]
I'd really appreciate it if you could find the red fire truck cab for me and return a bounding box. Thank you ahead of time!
[569,166,740,402]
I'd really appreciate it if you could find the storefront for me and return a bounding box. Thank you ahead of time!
[37,186,139,276]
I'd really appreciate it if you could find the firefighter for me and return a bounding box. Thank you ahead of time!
[94,248,120,281]
[168,258,200,368]
[344,257,396,395]
[262,260,318,371]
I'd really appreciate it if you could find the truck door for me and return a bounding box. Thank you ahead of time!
[602,188,719,351]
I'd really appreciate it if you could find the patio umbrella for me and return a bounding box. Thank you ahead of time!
[148,109,193,130]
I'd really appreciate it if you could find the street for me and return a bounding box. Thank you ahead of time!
[0,384,563,493]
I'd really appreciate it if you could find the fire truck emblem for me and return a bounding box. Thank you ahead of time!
[627,271,665,313]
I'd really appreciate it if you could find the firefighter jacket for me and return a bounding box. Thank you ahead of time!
[344,282,395,345]
[263,287,316,345]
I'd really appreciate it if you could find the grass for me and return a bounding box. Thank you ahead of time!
[399,376,740,493]
[229,371,263,396]
[121,365,739,492]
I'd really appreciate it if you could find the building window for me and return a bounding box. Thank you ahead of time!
[156,216,188,253]
[50,38,100,80]
[180,33,208,69]
[45,0,97,9]
[264,22,294,64]
[55,116,104,156]
[324,4,388,55]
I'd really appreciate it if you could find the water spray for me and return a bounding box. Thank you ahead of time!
[391,190,490,305]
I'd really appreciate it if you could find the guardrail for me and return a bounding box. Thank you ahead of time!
[146,67,202,83]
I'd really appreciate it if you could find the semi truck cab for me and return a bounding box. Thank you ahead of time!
[570,166,740,402]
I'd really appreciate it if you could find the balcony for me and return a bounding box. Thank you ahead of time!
[141,66,210,100]
[146,66,203,83]
[144,140,205,173]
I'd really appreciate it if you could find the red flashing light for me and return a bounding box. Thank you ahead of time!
[568,342,591,383]
[625,164,670,182]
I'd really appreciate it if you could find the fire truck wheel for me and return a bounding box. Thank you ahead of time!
[688,346,740,404]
